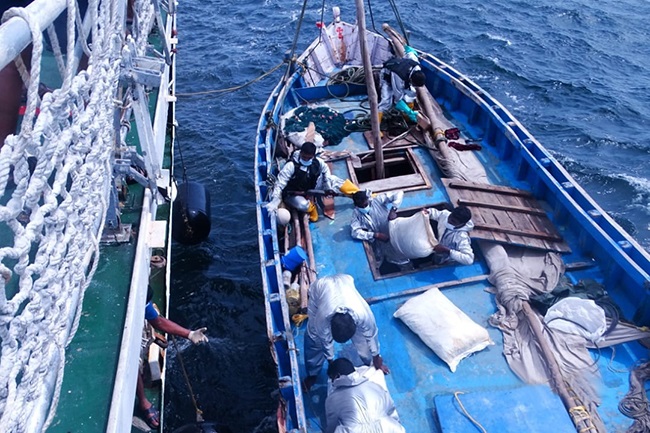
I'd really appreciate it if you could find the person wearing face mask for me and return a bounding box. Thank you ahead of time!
[350,189,409,267]
[265,141,336,221]
[423,205,475,265]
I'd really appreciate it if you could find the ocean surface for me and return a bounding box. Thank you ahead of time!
[163,0,650,431]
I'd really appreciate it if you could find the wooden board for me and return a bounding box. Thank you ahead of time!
[442,179,570,253]
[363,128,425,149]
[346,148,432,195]
[322,162,336,219]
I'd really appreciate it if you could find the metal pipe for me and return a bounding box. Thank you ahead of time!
[0,0,67,70]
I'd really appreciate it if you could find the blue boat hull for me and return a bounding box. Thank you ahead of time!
[255,18,650,433]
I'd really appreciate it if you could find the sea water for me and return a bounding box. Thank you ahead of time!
[163,0,650,431]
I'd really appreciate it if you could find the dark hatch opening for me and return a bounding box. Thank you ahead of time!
[346,148,431,194]
[354,153,415,183]
[364,203,454,280]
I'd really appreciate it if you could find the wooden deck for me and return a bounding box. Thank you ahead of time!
[443,178,571,253]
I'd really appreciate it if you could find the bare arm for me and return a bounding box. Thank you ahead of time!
[148,316,190,339]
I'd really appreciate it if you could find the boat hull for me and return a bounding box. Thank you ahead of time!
[255,18,650,433]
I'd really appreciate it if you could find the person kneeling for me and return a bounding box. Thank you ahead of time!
[325,358,405,433]
[424,205,475,265]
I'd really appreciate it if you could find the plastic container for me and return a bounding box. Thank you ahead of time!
[282,270,292,288]
[281,246,307,271]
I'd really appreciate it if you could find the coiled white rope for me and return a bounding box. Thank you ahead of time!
[0,0,155,431]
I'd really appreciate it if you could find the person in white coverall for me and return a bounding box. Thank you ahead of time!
[264,141,336,221]
[325,358,405,433]
[377,45,426,125]
[424,205,475,265]
[350,190,409,266]
[304,274,389,390]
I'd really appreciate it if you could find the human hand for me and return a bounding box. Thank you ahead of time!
[303,375,317,391]
[188,327,208,344]
[434,244,450,254]
[388,207,398,221]
[373,354,390,374]
[264,197,281,213]
[374,232,389,242]
[420,207,429,215]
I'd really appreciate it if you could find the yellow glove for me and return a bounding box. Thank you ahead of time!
[339,179,360,195]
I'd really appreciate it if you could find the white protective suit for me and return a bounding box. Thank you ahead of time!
[427,208,475,265]
[325,370,405,433]
[271,150,335,212]
[377,49,421,116]
[305,275,380,377]
[350,191,408,265]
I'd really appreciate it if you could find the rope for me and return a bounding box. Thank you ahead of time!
[0,0,151,431]
[453,391,487,433]
[386,0,409,46]
[174,133,188,186]
[619,361,650,432]
[292,313,308,327]
[287,0,309,65]
[171,336,205,422]
[176,61,285,97]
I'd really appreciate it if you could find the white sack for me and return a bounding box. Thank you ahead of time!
[394,287,493,372]
[388,212,437,259]
[281,107,325,150]
[543,297,607,344]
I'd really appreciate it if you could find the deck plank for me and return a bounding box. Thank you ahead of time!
[443,178,570,253]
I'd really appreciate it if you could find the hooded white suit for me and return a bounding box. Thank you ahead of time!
[427,208,475,265]
[305,274,380,377]
[325,370,405,433]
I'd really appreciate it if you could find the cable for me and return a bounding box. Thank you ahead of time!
[171,335,205,422]
[453,391,487,433]
[176,61,285,97]
[387,0,409,45]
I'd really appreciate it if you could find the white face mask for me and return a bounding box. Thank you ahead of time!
[299,158,313,166]
[358,205,371,214]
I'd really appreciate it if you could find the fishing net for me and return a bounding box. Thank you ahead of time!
[282,105,350,147]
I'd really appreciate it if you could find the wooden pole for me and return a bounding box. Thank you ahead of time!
[290,209,302,247]
[366,275,488,304]
[365,261,594,304]
[299,264,309,310]
[355,0,384,179]
[382,24,448,147]
[522,303,598,433]
[301,213,318,283]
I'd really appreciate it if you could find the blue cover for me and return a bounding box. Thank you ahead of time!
[434,385,575,432]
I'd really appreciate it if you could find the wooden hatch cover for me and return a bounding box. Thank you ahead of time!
[442,179,570,253]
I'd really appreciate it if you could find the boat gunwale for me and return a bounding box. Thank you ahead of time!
[254,19,650,433]
[417,53,650,283]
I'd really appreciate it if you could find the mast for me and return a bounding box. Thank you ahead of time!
[354,0,384,179]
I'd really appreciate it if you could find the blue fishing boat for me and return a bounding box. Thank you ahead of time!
[255,3,650,433]
[0,1,199,432]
